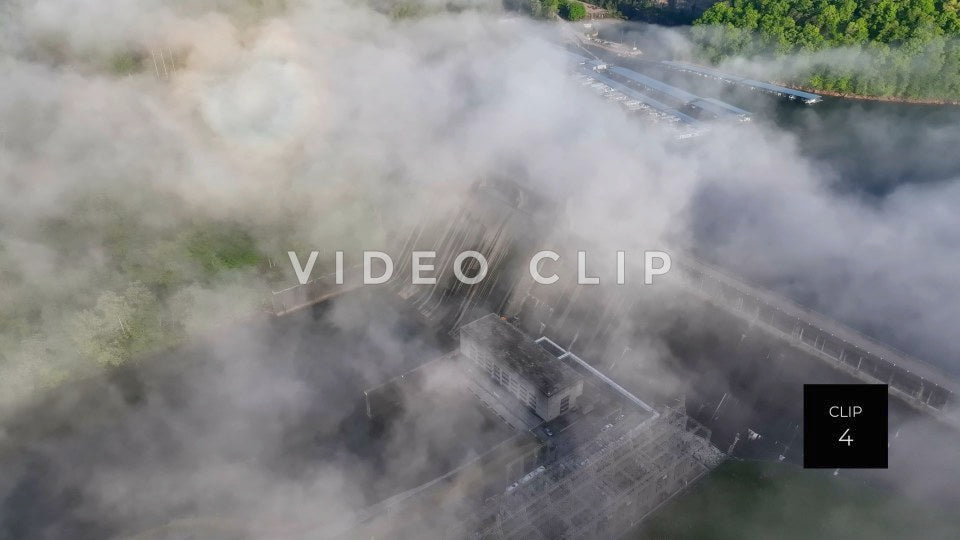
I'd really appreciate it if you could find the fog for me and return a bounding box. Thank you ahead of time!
[0,0,958,538]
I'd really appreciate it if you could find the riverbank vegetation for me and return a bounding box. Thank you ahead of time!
[591,0,709,25]
[692,0,960,100]
[0,194,281,402]
[511,0,589,21]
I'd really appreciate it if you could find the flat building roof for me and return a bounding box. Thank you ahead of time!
[461,314,581,397]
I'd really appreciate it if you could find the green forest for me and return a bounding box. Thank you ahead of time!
[511,0,589,21]
[593,0,707,25]
[691,0,960,100]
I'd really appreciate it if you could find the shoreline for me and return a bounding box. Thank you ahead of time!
[779,84,960,106]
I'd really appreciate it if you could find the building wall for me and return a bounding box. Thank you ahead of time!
[540,381,584,421]
[461,331,581,422]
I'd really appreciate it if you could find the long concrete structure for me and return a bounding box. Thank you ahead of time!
[561,48,752,123]
[671,256,959,427]
[561,48,702,127]
[608,65,701,103]
[690,96,751,122]
[661,60,822,104]
[600,66,750,122]
[271,265,362,315]
[273,177,960,434]
[575,67,700,126]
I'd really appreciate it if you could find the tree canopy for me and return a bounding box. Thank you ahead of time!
[560,0,588,21]
[510,0,588,21]
[692,0,960,100]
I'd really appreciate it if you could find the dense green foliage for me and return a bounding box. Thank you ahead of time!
[693,0,960,99]
[512,0,588,20]
[0,191,280,399]
[186,229,264,277]
[559,0,588,20]
[592,0,705,24]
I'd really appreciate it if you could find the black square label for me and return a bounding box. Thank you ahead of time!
[804,384,888,468]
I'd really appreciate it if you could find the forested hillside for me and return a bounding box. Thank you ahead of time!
[595,0,717,25]
[692,0,960,100]
[509,0,589,20]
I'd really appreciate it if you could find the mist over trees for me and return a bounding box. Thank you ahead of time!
[693,0,960,100]
[1,1,960,538]
[511,0,589,20]
[591,0,714,25]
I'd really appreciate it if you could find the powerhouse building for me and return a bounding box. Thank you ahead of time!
[348,313,725,539]
[461,314,584,422]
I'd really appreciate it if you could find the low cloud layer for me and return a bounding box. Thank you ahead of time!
[0,0,958,537]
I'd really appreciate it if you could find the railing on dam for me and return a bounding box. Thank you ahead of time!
[270,266,363,316]
[670,257,958,422]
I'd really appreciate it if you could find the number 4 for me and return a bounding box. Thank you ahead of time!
[839,428,854,446]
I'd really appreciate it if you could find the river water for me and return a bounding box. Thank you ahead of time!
[593,21,960,195]
[578,34,960,371]
[773,98,960,196]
